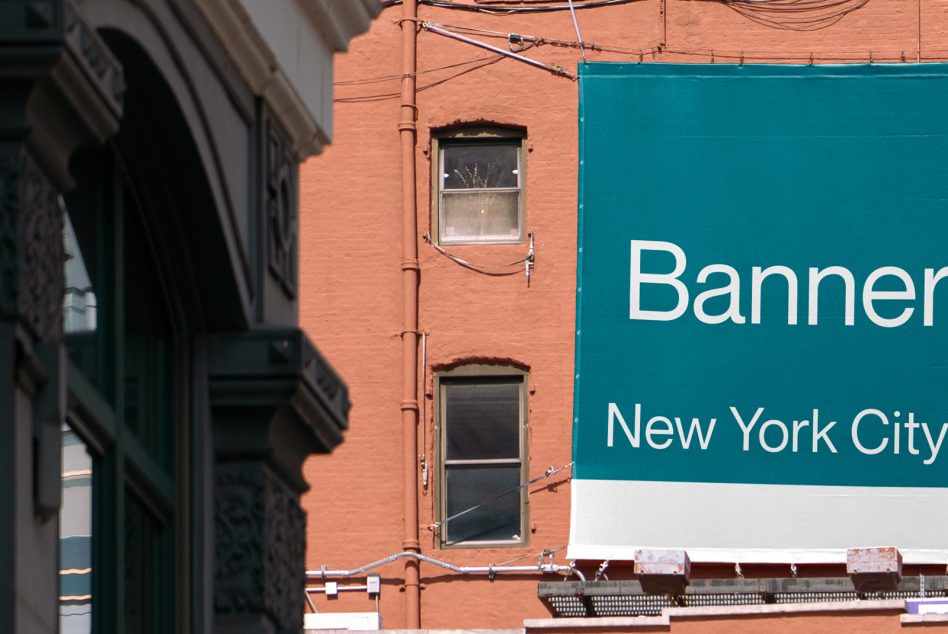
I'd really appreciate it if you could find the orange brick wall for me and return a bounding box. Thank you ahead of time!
[300,1,948,629]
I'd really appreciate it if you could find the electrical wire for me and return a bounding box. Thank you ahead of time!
[429,462,573,532]
[421,21,594,52]
[429,20,666,56]
[721,0,869,31]
[495,546,566,567]
[420,330,430,494]
[335,29,553,102]
[422,22,575,78]
[335,19,948,103]
[308,550,585,581]
[336,42,948,102]
[381,0,642,13]
[336,2,928,101]
[381,0,865,31]
[422,22,544,42]
[418,53,509,89]
[406,21,662,56]
[334,53,501,86]
[424,231,533,277]
[335,54,507,102]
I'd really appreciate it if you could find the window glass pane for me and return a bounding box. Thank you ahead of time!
[445,465,521,543]
[441,190,520,243]
[445,381,520,461]
[443,144,518,189]
[60,425,93,634]
[124,335,173,469]
[125,491,170,634]
[124,190,175,470]
[63,201,107,397]
[63,210,98,335]
[64,150,115,406]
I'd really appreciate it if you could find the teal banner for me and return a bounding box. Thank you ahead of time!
[574,63,948,488]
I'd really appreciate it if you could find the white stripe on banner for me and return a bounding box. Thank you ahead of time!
[567,479,948,564]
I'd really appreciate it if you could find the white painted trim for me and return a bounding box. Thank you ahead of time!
[525,616,670,629]
[569,479,948,564]
[303,610,381,630]
[902,613,948,624]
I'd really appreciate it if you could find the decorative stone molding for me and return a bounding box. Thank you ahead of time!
[208,328,350,469]
[0,150,64,343]
[209,329,341,632]
[20,154,64,342]
[0,153,20,321]
[0,0,120,323]
[215,465,265,615]
[266,117,298,299]
[262,469,307,630]
[0,148,67,524]
[0,0,61,39]
[214,463,306,632]
[63,0,124,114]
[0,0,122,189]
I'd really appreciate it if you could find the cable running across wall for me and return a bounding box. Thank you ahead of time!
[335,54,507,102]
[380,0,641,13]
[335,19,585,103]
[335,53,501,86]
[424,230,535,281]
[422,22,575,78]
[334,22,948,98]
[308,548,585,581]
[495,545,567,567]
[336,1,935,102]
[336,43,948,102]
[429,462,573,532]
[337,14,948,64]
[721,0,869,31]
[395,22,651,56]
[380,0,867,31]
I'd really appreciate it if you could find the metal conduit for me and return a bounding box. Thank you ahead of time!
[307,551,586,582]
[398,0,422,627]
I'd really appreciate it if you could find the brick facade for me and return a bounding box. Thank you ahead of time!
[300,1,948,629]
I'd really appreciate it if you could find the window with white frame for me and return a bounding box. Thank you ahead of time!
[437,367,527,546]
[434,128,525,245]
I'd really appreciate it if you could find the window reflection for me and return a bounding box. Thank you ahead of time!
[438,137,524,244]
[60,425,93,634]
[63,207,97,335]
[440,375,525,545]
[64,201,104,393]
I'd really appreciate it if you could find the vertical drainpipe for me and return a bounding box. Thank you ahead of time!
[399,0,422,628]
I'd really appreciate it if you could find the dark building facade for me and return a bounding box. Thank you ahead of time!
[0,0,378,632]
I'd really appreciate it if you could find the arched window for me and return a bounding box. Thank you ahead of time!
[62,139,183,633]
